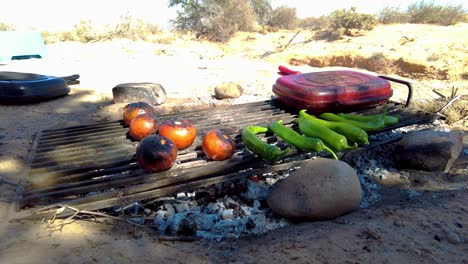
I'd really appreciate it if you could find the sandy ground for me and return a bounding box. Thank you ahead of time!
[0,24,467,263]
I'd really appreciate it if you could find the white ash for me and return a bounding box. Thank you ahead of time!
[151,190,290,240]
[149,169,295,240]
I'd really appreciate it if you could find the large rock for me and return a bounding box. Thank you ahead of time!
[112,82,167,105]
[214,82,243,99]
[393,131,463,172]
[267,159,362,221]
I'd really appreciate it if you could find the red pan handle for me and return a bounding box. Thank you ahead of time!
[278,65,301,76]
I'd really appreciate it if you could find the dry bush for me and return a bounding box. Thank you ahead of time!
[0,21,15,31]
[407,0,467,26]
[299,16,330,30]
[267,6,298,30]
[378,7,411,24]
[367,52,395,73]
[313,28,345,41]
[42,16,165,44]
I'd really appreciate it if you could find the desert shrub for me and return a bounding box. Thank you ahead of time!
[111,15,162,41]
[313,28,345,41]
[329,7,378,36]
[267,6,298,29]
[407,0,467,25]
[378,6,411,24]
[41,17,163,43]
[299,16,330,30]
[249,0,273,26]
[0,21,15,31]
[169,0,255,42]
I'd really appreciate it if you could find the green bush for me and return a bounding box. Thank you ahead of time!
[378,7,411,24]
[169,0,255,42]
[407,0,467,26]
[299,16,330,30]
[267,6,298,29]
[249,0,273,26]
[329,7,378,36]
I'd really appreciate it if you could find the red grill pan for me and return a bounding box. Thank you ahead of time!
[273,67,412,113]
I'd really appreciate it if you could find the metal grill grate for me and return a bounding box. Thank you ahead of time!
[12,99,438,219]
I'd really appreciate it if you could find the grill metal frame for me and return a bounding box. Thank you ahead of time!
[11,99,438,220]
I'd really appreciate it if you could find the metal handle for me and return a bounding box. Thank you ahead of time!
[61,74,80,85]
[378,75,413,107]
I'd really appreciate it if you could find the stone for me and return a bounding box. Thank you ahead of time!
[267,158,362,221]
[214,82,243,99]
[112,82,167,105]
[393,131,463,172]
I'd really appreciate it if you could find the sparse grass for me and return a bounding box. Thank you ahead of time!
[42,15,166,44]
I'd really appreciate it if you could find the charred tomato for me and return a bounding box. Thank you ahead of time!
[202,129,236,161]
[136,134,178,172]
[158,119,197,150]
[123,101,155,125]
[129,113,159,141]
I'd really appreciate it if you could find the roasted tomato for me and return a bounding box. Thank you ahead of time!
[158,119,197,150]
[136,134,178,172]
[123,101,155,125]
[129,114,159,141]
[202,129,236,161]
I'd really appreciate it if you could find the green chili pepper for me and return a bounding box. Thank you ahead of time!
[269,120,338,160]
[297,117,358,152]
[319,113,385,132]
[242,125,290,163]
[337,111,400,126]
[299,110,369,145]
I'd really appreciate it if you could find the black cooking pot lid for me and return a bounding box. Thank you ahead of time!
[0,71,78,104]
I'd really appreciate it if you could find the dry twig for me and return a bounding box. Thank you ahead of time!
[436,94,465,114]
[45,204,147,233]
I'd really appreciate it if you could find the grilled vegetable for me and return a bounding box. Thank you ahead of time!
[269,120,338,160]
[337,111,400,127]
[202,129,236,161]
[297,116,358,152]
[136,135,177,172]
[159,119,197,150]
[123,101,155,125]
[319,113,385,132]
[299,110,369,145]
[242,126,290,163]
[129,113,159,141]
